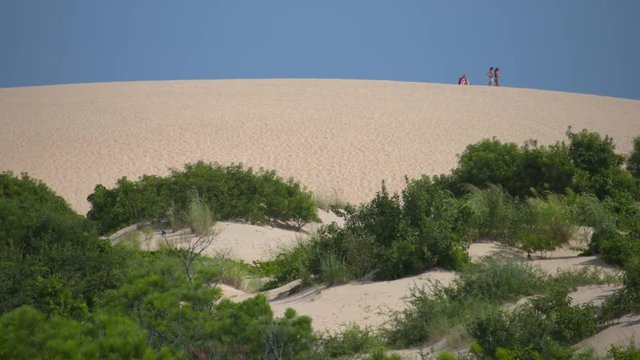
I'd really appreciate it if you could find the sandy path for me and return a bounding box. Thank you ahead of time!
[2,80,639,215]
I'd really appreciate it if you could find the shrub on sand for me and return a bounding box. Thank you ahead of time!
[519,193,575,256]
[383,258,615,348]
[464,184,521,243]
[318,324,383,358]
[320,253,350,286]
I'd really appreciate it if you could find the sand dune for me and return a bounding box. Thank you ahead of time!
[1,80,639,214]
[2,79,639,356]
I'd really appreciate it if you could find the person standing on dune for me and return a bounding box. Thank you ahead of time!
[487,67,495,86]
[494,67,501,86]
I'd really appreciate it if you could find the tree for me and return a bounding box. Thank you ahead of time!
[628,136,640,180]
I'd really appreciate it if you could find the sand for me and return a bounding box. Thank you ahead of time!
[2,79,639,356]
[2,80,639,215]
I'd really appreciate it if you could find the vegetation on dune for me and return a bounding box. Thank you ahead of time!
[0,171,127,317]
[87,161,319,235]
[2,128,640,359]
[381,258,619,349]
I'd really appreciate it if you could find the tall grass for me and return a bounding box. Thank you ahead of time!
[313,188,349,211]
[464,184,521,244]
[519,193,575,256]
[320,254,350,286]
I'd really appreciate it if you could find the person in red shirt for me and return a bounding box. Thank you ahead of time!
[458,74,469,85]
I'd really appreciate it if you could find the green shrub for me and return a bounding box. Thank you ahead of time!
[571,193,617,234]
[521,140,576,195]
[454,138,527,197]
[623,257,640,298]
[101,251,315,358]
[87,162,319,235]
[464,184,522,243]
[599,231,640,267]
[628,136,640,180]
[450,259,546,303]
[383,258,612,349]
[0,305,161,360]
[0,172,127,317]
[567,128,634,200]
[519,193,575,256]
[467,289,598,359]
[318,324,383,357]
[362,348,402,360]
[609,342,640,360]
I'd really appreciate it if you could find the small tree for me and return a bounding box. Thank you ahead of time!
[163,197,218,282]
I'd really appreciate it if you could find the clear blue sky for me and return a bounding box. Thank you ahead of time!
[1,0,639,99]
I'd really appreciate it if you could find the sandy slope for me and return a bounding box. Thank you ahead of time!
[2,80,639,215]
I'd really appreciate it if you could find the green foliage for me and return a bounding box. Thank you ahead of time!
[383,258,614,348]
[521,141,577,195]
[383,259,542,347]
[320,253,350,286]
[519,193,575,256]
[467,290,598,359]
[318,324,384,358]
[570,193,617,235]
[450,259,546,302]
[258,223,382,289]
[600,256,640,323]
[454,138,526,197]
[438,351,458,360]
[609,342,640,360]
[87,162,319,235]
[567,128,634,200]
[0,305,160,359]
[453,139,576,199]
[628,136,640,180]
[464,184,521,243]
[361,348,402,360]
[595,229,640,267]
[262,178,470,286]
[101,251,315,359]
[0,172,126,317]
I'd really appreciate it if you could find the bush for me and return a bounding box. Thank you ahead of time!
[467,289,598,359]
[258,223,382,289]
[567,128,634,199]
[598,230,640,267]
[0,172,126,316]
[609,342,640,360]
[101,251,315,358]
[383,258,612,349]
[318,324,383,358]
[464,184,522,243]
[263,179,470,285]
[450,259,546,303]
[628,136,640,180]
[0,305,160,359]
[454,138,527,197]
[519,193,575,256]
[87,162,319,235]
[571,193,617,234]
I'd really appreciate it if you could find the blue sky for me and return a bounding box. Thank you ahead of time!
[1,1,639,99]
